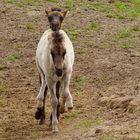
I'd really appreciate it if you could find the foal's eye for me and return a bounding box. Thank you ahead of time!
[60,16,64,21]
[48,16,53,21]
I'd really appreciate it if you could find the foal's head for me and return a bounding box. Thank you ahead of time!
[45,8,67,31]
[51,32,66,77]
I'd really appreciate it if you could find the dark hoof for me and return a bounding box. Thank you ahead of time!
[35,107,43,120]
[68,107,73,111]
[39,116,45,125]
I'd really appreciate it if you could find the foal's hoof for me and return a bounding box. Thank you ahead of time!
[66,98,73,110]
[59,106,65,114]
[39,116,45,125]
[67,106,73,111]
[35,107,43,120]
[52,126,59,133]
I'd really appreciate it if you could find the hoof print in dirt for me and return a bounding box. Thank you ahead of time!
[35,107,43,120]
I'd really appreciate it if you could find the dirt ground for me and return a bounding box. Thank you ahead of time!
[0,0,140,140]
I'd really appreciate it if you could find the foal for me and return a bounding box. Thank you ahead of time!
[35,8,74,132]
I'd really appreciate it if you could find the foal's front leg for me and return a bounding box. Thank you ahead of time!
[35,74,47,124]
[60,73,73,113]
[49,83,59,132]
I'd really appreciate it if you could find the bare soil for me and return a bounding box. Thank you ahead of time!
[0,0,140,140]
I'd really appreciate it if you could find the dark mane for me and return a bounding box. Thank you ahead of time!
[51,8,61,12]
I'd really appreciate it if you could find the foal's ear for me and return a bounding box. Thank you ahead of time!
[45,10,51,16]
[61,10,68,18]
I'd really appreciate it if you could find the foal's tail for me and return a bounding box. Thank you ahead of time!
[52,31,63,45]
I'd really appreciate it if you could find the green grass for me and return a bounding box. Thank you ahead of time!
[26,23,36,32]
[65,0,74,10]
[118,26,140,39]
[131,138,140,140]
[47,0,58,2]
[66,27,78,41]
[100,136,119,140]
[120,44,134,49]
[75,48,87,54]
[67,111,78,118]
[0,96,7,107]
[78,119,100,128]
[74,75,86,84]
[5,0,58,6]
[83,22,102,33]
[31,131,43,139]
[82,0,140,19]
[0,54,20,63]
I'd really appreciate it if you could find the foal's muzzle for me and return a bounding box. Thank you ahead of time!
[56,68,62,77]
[51,21,60,31]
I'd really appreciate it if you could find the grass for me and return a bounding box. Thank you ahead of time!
[5,0,40,6]
[66,27,78,41]
[120,44,134,49]
[74,75,86,84]
[118,27,139,38]
[47,0,58,2]
[31,131,43,139]
[65,0,74,10]
[100,136,119,140]
[82,0,140,19]
[114,26,140,49]
[132,138,140,140]
[5,0,58,7]
[26,23,36,32]
[75,48,87,54]
[0,54,20,63]
[0,96,7,107]
[67,111,78,118]
[4,0,59,6]
[78,119,100,128]
[83,22,102,33]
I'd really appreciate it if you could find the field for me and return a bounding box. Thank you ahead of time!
[0,0,140,139]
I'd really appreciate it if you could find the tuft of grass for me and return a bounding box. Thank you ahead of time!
[0,96,7,107]
[26,23,36,32]
[75,48,87,54]
[6,54,20,61]
[66,27,78,41]
[31,131,43,139]
[131,138,140,140]
[120,44,134,49]
[118,27,140,39]
[78,119,100,128]
[5,0,57,6]
[100,136,115,140]
[83,22,102,33]
[67,111,78,118]
[74,75,86,84]
[47,0,58,2]
[0,54,20,63]
[5,0,41,6]
[65,0,74,10]
[85,0,140,19]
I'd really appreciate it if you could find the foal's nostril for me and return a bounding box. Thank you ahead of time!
[52,22,59,27]
[56,69,62,77]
